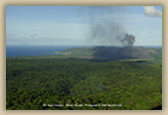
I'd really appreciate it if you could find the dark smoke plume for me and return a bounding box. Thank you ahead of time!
[122,34,135,46]
[87,6,136,46]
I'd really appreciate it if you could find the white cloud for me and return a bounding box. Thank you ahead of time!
[6,33,56,40]
[143,6,162,18]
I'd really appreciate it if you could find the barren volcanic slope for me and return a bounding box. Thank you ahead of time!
[92,46,151,60]
[58,46,161,60]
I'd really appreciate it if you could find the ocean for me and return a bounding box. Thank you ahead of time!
[6,45,162,58]
[6,45,93,57]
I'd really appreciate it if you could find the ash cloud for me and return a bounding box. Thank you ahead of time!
[122,34,135,46]
[87,6,136,46]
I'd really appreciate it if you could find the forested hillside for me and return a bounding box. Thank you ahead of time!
[6,57,162,110]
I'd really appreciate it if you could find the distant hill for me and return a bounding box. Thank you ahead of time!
[57,46,162,60]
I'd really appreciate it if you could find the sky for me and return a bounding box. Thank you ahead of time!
[6,6,162,46]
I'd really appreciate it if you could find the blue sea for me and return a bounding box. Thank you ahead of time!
[6,45,162,58]
[6,45,93,57]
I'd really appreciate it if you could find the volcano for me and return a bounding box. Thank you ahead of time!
[58,45,161,60]
[92,46,154,60]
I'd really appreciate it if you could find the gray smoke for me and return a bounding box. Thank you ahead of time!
[87,6,136,46]
[122,34,135,46]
